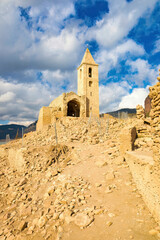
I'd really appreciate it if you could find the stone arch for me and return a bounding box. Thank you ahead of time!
[67,99,80,117]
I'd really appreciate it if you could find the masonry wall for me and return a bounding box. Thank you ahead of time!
[49,94,64,113]
[124,70,160,225]
[125,151,160,224]
[36,107,52,131]
[149,71,160,165]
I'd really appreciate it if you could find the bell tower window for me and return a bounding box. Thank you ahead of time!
[80,69,82,79]
[88,67,92,78]
[89,81,92,87]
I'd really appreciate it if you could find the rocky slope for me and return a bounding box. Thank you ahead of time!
[0,117,159,240]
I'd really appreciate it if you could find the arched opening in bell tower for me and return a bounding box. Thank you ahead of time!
[88,67,92,77]
[67,100,80,117]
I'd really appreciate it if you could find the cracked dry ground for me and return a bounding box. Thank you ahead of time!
[0,140,159,240]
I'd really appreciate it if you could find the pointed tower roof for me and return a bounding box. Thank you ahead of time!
[78,48,98,68]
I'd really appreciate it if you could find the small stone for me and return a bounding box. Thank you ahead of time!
[58,226,63,233]
[105,172,115,181]
[65,216,73,224]
[59,213,65,220]
[38,216,48,228]
[53,213,59,220]
[149,229,159,236]
[19,178,27,186]
[95,183,102,187]
[74,213,94,228]
[19,221,28,231]
[108,213,115,218]
[95,160,107,168]
[0,172,4,177]
[106,221,113,226]
[94,208,104,215]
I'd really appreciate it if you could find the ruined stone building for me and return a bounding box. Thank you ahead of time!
[36,48,99,130]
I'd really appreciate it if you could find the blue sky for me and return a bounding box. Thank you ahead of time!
[0,0,160,125]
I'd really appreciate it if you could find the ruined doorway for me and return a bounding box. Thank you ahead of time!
[67,100,80,117]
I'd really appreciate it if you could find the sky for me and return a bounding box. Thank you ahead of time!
[0,0,160,126]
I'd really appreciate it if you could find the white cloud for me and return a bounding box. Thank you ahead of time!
[119,87,149,109]
[0,92,15,103]
[95,39,145,78]
[87,0,158,47]
[126,59,159,86]
[0,0,83,76]
[8,121,33,127]
[99,81,130,113]
[153,38,160,54]
[41,69,77,92]
[0,78,54,123]
[0,68,78,124]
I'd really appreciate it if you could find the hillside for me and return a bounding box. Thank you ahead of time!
[0,117,159,240]
[106,108,136,118]
[0,124,26,140]
[0,121,37,140]
[24,120,37,134]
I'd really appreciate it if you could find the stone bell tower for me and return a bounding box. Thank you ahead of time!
[77,48,99,117]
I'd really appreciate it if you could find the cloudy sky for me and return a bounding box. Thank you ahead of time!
[0,0,160,125]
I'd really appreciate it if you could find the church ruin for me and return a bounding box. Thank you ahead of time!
[36,48,99,130]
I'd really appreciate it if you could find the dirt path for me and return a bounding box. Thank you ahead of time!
[0,139,159,240]
[61,142,159,240]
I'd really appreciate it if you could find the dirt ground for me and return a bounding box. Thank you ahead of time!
[60,142,159,240]
[0,117,159,240]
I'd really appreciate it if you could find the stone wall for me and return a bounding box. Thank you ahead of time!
[149,69,160,165]
[49,94,64,112]
[8,148,27,172]
[119,127,137,156]
[124,70,160,226]
[36,107,52,131]
[144,95,151,117]
[136,105,145,119]
[37,92,87,131]
[125,151,160,224]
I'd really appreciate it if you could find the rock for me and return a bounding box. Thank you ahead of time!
[106,221,113,226]
[94,208,104,215]
[19,177,28,186]
[149,229,159,236]
[105,172,115,181]
[0,172,4,177]
[95,183,102,187]
[58,226,63,233]
[82,128,88,135]
[74,213,94,228]
[65,216,73,224]
[95,160,107,167]
[38,216,48,228]
[108,213,115,218]
[19,221,28,231]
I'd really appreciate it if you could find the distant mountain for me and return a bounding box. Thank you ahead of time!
[105,108,136,118]
[0,124,26,140]
[24,120,37,134]
[0,120,38,140]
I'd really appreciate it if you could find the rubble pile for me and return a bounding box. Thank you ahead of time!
[5,117,131,150]
[0,142,106,240]
[0,115,158,239]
